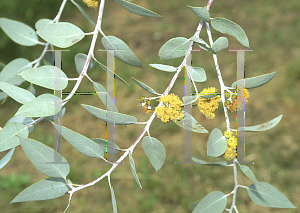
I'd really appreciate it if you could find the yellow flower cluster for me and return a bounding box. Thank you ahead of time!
[197,87,220,119]
[155,94,184,122]
[83,0,98,9]
[225,86,250,113]
[223,130,237,161]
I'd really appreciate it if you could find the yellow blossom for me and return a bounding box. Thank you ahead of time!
[224,130,232,139]
[83,0,98,9]
[155,94,184,123]
[197,87,220,119]
[223,135,237,161]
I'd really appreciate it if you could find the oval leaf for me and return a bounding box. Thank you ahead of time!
[0,18,38,46]
[92,56,129,85]
[239,115,282,132]
[52,122,105,159]
[211,17,249,48]
[81,104,137,125]
[159,37,192,59]
[247,182,296,208]
[192,191,227,213]
[186,66,207,82]
[36,22,85,48]
[207,128,227,157]
[93,82,119,112]
[115,0,161,17]
[212,37,228,52]
[0,148,15,169]
[238,164,268,189]
[142,136,166,171]
[101,36,141,67]
[91,138,121,154]
[132,77,157,95]
[19,65,68,90]
[187,6,210,22]
[190,36,216,54]
[0,122,28,152]
[16,94,62,117]
[173,111,208,133]
[19,138,70,178]
[0,58,31,85]
[191,156,227,166]
[35,19,52,30]
[231,72,276,89]
[149,64,177,72]
[75,53,95,74]
[0,81,35,104]
[11,177,70,203]
[129,151,142,189]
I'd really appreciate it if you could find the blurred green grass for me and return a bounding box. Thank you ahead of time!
[0,0,299,212]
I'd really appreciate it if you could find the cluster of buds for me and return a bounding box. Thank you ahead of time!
[137,96,153,114]
[224,86,250,114]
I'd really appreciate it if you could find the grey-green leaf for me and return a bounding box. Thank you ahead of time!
[173,111,208,133]
[91,138,121,154]
[191,156,227,166]
[43,51,55,66]
[0,81,35,104]
[0,122,28,152]
[36,22,85,48]
[11,177,70,203]
[159,37,192,59]
[0,58,31,85]
[5,115,34,134]
[0,148,15,169]
[192,191,227,213]
[16,94,62,117]
[75,53,95,74]
[93,82,119,112]
[92,56,129,85]
[207,128,227,157]
[52,122,105,159]
[212,37,228,52]
[247,182,296,208]
[129,151,142,189]
[110,186,118,213]
[115,0,161,17]
[132,77,157,95]
[239,115,282,132]
[231,72,276,89]
[187,6,210,22]
[190,36,216,54]
[35,19,52,30]
[0,18,38,46]
[101,36,141,67]
[19,138,70,178]
[81,104,137,125]
[186,65,207,82]
[142,136,166,171]
[149,64,177,72]
[70,0,96,26]
[19,66,68,90]
[211,17,249,48]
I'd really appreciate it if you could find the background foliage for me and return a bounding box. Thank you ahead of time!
[0,0,299,212]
